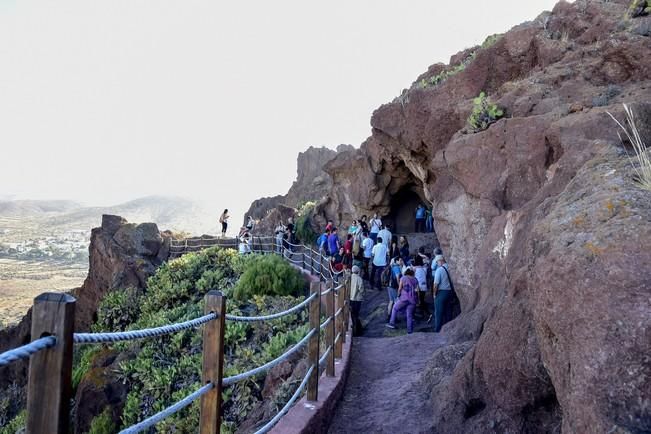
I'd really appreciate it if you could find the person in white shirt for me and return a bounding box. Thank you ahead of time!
[361,231,374,280]
[378,224,392,248]
[414,255,432,323]
[239,234,251,255]
[371,236,388,290]
[369,213,382,243]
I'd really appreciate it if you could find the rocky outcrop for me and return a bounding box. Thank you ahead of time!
[245,145,353,232]
[0,215,170,390]
[312,1,650,432]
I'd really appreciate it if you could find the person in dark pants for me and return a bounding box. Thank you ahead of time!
[371,236,388,290]
[415,204,426,232]
[349,265,365,336]
[432,254,452,332]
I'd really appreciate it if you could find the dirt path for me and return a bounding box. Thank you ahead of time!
[328,283,447,434]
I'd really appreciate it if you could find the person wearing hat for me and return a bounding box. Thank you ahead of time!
[433,254,453,332]
[349,265,365,336]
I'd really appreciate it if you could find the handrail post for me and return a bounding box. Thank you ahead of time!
[200,290,226,434]
[342,270,351,343]
[335,281,344,359]
[26,293,75,434]
[325,280,335,377]
[307,281,320,401]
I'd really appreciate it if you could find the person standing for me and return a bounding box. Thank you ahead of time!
[389,235,400,262]
[369,213,382,243]
[386,267,419,334]
[328,227,340,258]
[371,236,388,290]
[425,207,434,233]
[350,265,365,336]
[219,209,230,237]
[275,222,286,254]
[415,204,426,233]
[386,257,403,320]
[399,235,410,264]
[378,224,392,248]
[433,254,453,332]
[361,231,374,280]
[414,255,432,323]
[317,228,330,256]
[359,215,369,233]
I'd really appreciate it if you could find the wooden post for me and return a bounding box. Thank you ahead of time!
[200,291,226,434]
[335,280,345,359]
[26,293,75,434]
[342,270,351,343]
[307,281,320,401]
[325,280,336,377]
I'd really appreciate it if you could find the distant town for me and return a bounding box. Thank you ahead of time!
[0,229,89,264]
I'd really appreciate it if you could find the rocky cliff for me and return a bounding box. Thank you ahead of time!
[245,145,353,233]
[0,215,170,391]
[312,1,650,432]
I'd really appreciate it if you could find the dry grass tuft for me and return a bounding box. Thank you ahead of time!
[608,104,651,192]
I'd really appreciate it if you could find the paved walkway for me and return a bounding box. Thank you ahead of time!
[328,284,446,434]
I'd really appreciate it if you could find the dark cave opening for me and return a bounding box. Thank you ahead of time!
[386,184,429,234]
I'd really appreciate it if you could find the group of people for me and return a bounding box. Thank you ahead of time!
[314,213,458,336]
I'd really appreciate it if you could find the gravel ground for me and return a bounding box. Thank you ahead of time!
[328,282,447,433]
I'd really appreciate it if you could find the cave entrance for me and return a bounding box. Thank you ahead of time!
[386,184,428,234]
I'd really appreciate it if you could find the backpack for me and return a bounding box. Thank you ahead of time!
[381,266,392,287]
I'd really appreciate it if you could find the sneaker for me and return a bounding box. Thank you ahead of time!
[385,323,396,329]
[427,314,433,323]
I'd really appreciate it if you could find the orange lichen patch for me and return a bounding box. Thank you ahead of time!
[584,242,606,257]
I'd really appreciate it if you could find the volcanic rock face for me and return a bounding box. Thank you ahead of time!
[0,215,170,390]
[244,145,353,233]
[314,1,651,432]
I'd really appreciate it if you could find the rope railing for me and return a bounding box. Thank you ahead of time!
[222,328,315,387]
[253,364,315,434]
[73,313,218,344]
[4,232,352,434]
[0,336,57,367]
[120,383,214,434]
[225,293,316,322]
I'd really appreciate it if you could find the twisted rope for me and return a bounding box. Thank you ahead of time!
[225,293,316,322]
[335,332,342,344]
[73,313,217,344]
[253,364,314,434]
[320,316,332,330]
[119,383,214,434]
[318,346,332,372]
[0,336,56,367]
[222,329,315,387]
[335,307,343,318]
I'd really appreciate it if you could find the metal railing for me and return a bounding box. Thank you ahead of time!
[0,235,351,434]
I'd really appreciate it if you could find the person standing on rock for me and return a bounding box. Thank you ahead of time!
[433,254,453,332]
[219,209,230,237]
[371,236,388,290]
[369,213,382,243]
[350,265,365,336]
[415,204,426,232]
[386,267,419,334]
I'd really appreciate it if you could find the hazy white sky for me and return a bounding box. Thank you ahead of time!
[0,0,565,225]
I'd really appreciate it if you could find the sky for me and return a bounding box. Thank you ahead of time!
[0,0,566,227]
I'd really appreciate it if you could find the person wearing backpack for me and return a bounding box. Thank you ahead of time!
[386,267,418,334]
[433,254,453,332]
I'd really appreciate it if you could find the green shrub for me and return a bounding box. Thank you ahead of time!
[93,287,142,332]
[233,255,305,302]
[72,346,102,389]
[88,407,116,434]
[482,33,502,49]
[466,92,504,133]
[0,409,25,434]
[628,0,650,18]
[294,201,317,245]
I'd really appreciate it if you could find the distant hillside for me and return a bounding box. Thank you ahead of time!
[0,196,218,240]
